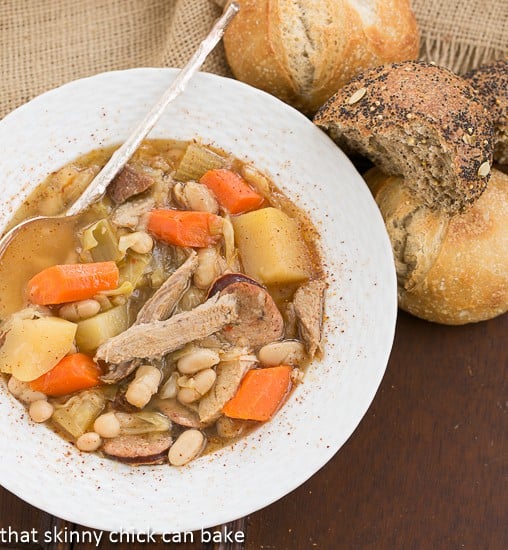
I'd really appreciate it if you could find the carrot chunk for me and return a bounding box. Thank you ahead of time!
[222,365,293,422]
[147,209,222,248]
[30,353,102,396]
[27,262,119,305]
[200,169,264,214]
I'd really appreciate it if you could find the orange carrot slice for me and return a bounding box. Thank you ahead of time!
[200,169,264,214]
[147,209,222,248]
[27,262,119,305]
[30,353,102,396]
[222,365,293,422]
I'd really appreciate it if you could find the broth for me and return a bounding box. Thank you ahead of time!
[0,138,325,466]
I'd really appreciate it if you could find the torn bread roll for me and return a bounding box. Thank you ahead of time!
[314,61,495,213]
[223,0,419,115]
[365,168,508,325]
[465,59,508,165]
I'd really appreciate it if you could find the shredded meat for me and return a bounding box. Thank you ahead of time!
[107,164,154,204]
[293,279,326,358]
[198,358,255,423]
[100,252,198,383]
[110,196,155,230]
[97,279,285,365]
[95,293,239,364]
[136,251,198,324]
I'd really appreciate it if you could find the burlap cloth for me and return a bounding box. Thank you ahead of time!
[0,0,506,120]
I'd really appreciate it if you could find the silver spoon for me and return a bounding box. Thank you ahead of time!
[0,2,239,258]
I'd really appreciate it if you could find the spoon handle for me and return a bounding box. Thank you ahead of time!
[67,2,239,217]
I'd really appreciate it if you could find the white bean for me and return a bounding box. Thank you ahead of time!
[20,388,48,404]
[177,368,216,404]
[66,343,78,355]
[221,216,239,270]
[59,299,101,322]
[177,348,220,375]
[125,365,162,408]
[76,432,102,452]
[7,376,27,398]
[93,412,121,438]
[158,372,179,399]
[177,387,199,404]
[194,249,217,289]
[29,400,54,423]
[173,181,219,213]
[216,416,247,439]
[291,368,305,384]
[194,248,223,289]
[118,231,153,255]
[258,340,306,367]
[168,429,206,466]
[10,377,48,404]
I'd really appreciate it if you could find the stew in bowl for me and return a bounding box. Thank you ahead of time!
[0,138,325,467]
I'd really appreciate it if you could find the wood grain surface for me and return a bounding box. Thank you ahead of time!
[1,310,506,549]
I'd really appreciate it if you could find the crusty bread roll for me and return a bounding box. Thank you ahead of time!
[365,168,508,324]
[223,0,419,115]
[314,61,495,214]
[465,59,508,165]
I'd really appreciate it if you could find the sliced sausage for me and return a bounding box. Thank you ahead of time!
[208,273,263,297]
[219,281,284,349]
[102,432,172,465]
[156,398,205,429]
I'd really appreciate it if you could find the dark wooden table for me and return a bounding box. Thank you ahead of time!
[1,309,506,549]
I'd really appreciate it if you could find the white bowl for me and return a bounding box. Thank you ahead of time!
[0,68,397,533]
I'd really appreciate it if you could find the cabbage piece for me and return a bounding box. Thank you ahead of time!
[148,243,180,288]
[81,219,122,262]
[51,389,106,439]
[118,251,151,288]
[116,411,171,435]
[98,281,134,297]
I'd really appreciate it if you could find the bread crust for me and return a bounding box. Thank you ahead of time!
[314,61,495,213]
[369,168,508,325]
[364,169,449,291]
[465,59,508,164]
[223,0,419,114]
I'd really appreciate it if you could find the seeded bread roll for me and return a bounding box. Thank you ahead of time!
[314,61,495,214]
[223,0,419,115]
[365,168,508,325]
[465,59,508,165]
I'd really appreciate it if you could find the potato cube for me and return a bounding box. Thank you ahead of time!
[75,304,129,353]
[0,316,77,381]
[232,207,311,285]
